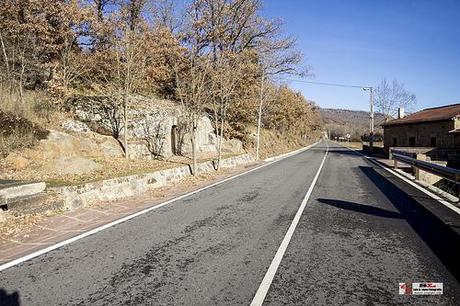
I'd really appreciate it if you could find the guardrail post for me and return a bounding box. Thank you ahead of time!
[392,150,460,193]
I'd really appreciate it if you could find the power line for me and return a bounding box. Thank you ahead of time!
[279,77,377,144]
[278,78,368,89]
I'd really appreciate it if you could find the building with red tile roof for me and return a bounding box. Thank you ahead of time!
[382,103,460,152]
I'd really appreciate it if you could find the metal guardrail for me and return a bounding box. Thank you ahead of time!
[362,141,384,148]
[390,149,416,158]
[390,150,460,184]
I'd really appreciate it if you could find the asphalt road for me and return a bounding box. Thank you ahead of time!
[1,141,460,305]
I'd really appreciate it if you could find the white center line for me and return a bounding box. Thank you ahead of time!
[250,144,329,306]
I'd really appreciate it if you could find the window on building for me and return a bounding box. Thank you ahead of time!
[393,138,397,146]
[409,137,416,147]
[430,137,437,147]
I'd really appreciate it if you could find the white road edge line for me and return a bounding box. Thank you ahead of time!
[250,144,329,306]
[0,141,321,272]
[340,143,460,215]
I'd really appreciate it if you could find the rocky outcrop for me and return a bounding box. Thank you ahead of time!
[3,130,124,176]
[61,119,91,133]
[41,130,124,159]
[68,96,243,159]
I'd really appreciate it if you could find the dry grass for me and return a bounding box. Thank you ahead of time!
[0,150,240,187]
[0,90,66,127]
[0,90,68,157]
[0,130,37,158]
[247,128,321,160]
[0,109,50,157]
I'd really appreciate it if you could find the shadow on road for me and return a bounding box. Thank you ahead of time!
[327,148,363,157]
[317,198,403,219]
[359,165,460,282]
[0,289,20,306]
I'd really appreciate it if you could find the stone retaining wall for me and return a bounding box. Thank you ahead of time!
[52,154,255,210]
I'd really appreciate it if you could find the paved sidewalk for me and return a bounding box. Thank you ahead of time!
[0,195,159,264]
[0,162,259,265]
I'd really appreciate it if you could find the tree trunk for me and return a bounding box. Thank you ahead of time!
[0,31,10,90]
[191,119,197,175]
[123,95,129,160]
[18,46,26,108]
[255,72,264,160]
[212,104,219,156]
[217,104,225,170]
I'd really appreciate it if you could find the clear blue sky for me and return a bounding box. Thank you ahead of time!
[262,0,460,111]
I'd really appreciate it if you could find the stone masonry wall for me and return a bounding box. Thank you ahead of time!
[383,119,457,152]
[52,154,255,210]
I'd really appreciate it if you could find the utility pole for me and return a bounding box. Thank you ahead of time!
[363,87,374,152]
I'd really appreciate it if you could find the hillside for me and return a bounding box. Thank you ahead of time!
[0,0,323,183]
[319,108,385,140]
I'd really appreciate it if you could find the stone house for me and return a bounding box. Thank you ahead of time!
[382,103,460,166]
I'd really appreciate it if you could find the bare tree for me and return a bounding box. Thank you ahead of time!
[92,0,112,21]
[209,53,244,170]
[142,116,167,159]
[149,0,182,33]
[175,56,212,175]
[184,0,307,160]
[254,30,307,160]
[173,0,217,175]
[115,29,149,159]
[86,2,149,159]
[375,78,416,122]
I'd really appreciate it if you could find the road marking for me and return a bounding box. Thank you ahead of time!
[0,142,320,272]
[340,144,460,215]
[250,144,329,306]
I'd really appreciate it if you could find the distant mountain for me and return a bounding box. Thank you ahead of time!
[319,108,385,140]
[319,108,385,127]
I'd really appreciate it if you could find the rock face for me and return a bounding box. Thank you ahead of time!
[61,119,91,133]
[180,116,217,155]
[70,96,243,159]
[223,138,243,153]
[41,131,124,160]
[35,130,123,175]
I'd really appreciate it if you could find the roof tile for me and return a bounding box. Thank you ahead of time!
[383,103,460,126]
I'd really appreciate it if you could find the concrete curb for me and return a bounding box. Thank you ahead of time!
[0,182,46,205]
[51,153,255,210]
